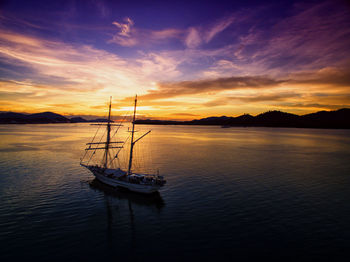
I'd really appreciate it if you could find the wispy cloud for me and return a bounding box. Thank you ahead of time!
[110,15,235,49]
[202,59,242,78]
[234,1,350,75]
[205,16,235,43]
[109,17,182,47]
[112,17,133,37]
[92,0,110,18]
[185,27,202,49]
[184,16,235,48]
[203,93,301,107]
[289,67,350,88]
[135,52,182,80]
[119,65,350,114]
[276,102,350,111]
[110,17,137,46]
[0,29,164,113]
[0,30,138,92]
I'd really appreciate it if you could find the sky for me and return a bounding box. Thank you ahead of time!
[0,0,350,120]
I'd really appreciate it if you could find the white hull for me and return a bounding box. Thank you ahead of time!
[94,172,161,193]
[82,165,162,194]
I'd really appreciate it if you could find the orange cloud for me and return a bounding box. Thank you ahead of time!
[137,76,285,100]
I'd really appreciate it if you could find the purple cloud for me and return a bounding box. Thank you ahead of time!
[235,1,350,74]
[110,17,183,47]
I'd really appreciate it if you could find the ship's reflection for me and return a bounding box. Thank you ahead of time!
[88,178,165,210]
[88,179,165,254]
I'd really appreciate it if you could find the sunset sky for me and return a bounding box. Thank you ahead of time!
[0,0,349,120]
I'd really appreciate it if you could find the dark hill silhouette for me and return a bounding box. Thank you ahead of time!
[190,116,233,125]
[90,118,111,123]
[300,108,350,128]
[254,111,300,127]
[70,117,87,123]
[0,112,110,124]
[135,108,350,129]
[1,108,349,128]
[27,112,70,123]
[0,112,70,124]
[71,117,112,123]
[0,112,29,123]
[224,114,255,126]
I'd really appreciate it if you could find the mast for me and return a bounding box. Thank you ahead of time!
[81,97,124,167]
[103,96,112,168]
[127,95,137,174]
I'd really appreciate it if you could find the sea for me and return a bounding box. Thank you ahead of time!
[0,123,349,261]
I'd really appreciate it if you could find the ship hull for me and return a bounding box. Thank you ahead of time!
[94,172,161,193]
[83,166,162,194]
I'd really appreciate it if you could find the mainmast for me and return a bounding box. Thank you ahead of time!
[103,96,112,168]
[127,95,137,174]
[82,97,124,167]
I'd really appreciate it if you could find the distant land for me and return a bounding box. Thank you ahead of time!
[135,108,350,129]
[0,112,109,124]
[0,108,349,129]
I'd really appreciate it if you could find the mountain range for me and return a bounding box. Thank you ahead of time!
[1,108,349,128]
[135,108,350,129]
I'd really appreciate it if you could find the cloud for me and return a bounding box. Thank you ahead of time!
[157,66,349,99]
[184,16,235,48]
[0,29,166,113]
[234,1,350,75]
[110,14,235,49]
[119,64,350,113]
[105,3,348,79]
[203,93,301,107]
[112,17,134,37]
[0,30,143,89]
[202,59,242,78]
[108,35,138,47]
[239,93,301,102]
[130,1,349,80]
[137,75,285,100]
[205,16,235,43]
[110,17,137,46]
[290,67,350,87]
[151,1,350,80]
[92,0,110,18]
[276,102,350,110]
[135,52,182,79]
[137,44,238,80]
[110,18,183,47]
[185,27,202,48]
[149,29,183,40]
[170,112,199,117]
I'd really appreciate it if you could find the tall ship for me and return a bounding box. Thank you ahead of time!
[80,95,166,194]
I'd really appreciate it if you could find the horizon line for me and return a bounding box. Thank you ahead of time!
[1,107,349,121]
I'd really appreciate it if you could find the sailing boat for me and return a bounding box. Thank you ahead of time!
[80,95,166,194]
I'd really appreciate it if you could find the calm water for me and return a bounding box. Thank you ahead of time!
[1,124,350,261]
